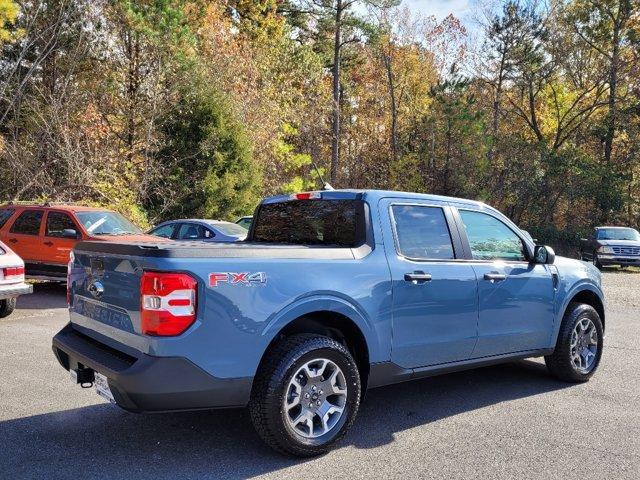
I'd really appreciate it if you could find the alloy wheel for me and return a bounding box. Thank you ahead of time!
[570,318,599,374]
[283,358,348,439]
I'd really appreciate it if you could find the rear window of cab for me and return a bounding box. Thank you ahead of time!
[251,200,366,247]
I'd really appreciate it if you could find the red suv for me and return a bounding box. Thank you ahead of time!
[0,204,163,279]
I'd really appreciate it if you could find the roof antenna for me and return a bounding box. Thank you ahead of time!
[311,160,334,191]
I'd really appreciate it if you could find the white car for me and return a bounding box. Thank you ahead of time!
[0,240,32,318]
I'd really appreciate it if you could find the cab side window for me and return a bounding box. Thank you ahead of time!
[46,212,78,237]
[10,210,44,236]
[0,208,15,229]
[151,224,176,239]
[392,205,455,260]
[459,210,526,261]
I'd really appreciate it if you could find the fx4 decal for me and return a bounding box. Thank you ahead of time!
[209,272,267,288]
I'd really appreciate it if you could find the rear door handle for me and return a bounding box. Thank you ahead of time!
[404,272,432,283]
[484,272,507,282]
[8,238,17,244]
[44,241,54,246]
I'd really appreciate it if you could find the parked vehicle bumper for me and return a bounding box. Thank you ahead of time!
[597,255,640,266]
[52,323,252,412]
[0,282,33,300]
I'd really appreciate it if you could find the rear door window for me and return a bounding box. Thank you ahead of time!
[392,205,455,260]
[0,208,15,229]
[176,223,207,240]
[46,212,78,237]
[151,224,177,239]
[10,210,44,236]
[251,200,364,247]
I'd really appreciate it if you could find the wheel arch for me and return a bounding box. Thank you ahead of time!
[258,300,374,390]
[565,288,605,331]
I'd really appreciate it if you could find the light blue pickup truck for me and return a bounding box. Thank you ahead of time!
[53,190,605,456]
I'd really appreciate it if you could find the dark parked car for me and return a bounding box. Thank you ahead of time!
[149,219,248,243]
[580,226,640,269]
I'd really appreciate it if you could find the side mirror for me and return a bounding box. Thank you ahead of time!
[62,228,79,239]
[534,245,555,265]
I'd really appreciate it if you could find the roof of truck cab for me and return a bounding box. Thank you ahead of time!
[262,189,487,207]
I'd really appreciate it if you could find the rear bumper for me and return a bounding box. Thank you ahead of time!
[0,282,33,300]
[597,255,640,266]
[52,323,252,412]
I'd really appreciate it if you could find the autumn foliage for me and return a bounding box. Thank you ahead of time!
[0,0,638,251]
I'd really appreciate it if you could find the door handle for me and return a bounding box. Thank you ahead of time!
[404,272,432,283]
[8,238,17,244]
[44,241,54,247]
[484,272,507,282]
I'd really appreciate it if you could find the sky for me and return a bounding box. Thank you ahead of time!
[404,0,478,24]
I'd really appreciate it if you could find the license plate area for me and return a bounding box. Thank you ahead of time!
[94,372,116,403]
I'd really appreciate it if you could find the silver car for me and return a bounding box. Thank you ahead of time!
[0,240,32,318]
[148,219,248,243]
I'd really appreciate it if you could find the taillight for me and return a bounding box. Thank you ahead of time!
[3,266,24,280]
[67,251,74,306]
[140,271,197,336]
[289,192,321,200]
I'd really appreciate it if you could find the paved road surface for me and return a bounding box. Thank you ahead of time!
[1,273,639,479]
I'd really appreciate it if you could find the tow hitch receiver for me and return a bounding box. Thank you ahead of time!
[70,366,95,388]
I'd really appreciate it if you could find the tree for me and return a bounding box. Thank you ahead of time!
[289,0,398,185]
[564,0,637,219]
[146,80,261,221]
[0,0,18,45]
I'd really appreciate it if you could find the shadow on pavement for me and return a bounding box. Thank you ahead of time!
[0,359,570,480]
[16,282,68,310]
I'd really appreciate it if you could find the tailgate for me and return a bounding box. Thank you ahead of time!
[68,246,148,353]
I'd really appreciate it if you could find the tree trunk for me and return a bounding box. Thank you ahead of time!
[330,0,343,185]
[488,53,506,166]
[382,47,398,163]
[603,23,620,166]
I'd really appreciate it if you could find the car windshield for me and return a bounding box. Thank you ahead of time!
[76,211,142,235]
[212,222,248,236]
[596,228,640,241]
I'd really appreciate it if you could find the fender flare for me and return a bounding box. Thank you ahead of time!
[553,281,605,341]
[260,293,383,363]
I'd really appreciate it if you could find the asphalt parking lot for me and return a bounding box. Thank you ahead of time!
[1,272,639,480]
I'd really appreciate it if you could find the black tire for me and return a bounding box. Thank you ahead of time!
[249,334,361,457]
[592,251,602,270]
[0,298,16,318]
[545,303,603,382]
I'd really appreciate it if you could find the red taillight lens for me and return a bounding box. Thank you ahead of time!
[140,271,197,336]
[290,192,321,200]
[3,266,25,280]
[67,252,73,306]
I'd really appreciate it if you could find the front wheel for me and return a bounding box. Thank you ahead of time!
[249,334,361,457]
[545,303,603,382]
[0,298,16,318]
[592,251,602,270]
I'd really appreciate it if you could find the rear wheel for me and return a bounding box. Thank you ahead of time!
[249,334,361,457]
[0,298,17,318]
[545,303,603,382]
